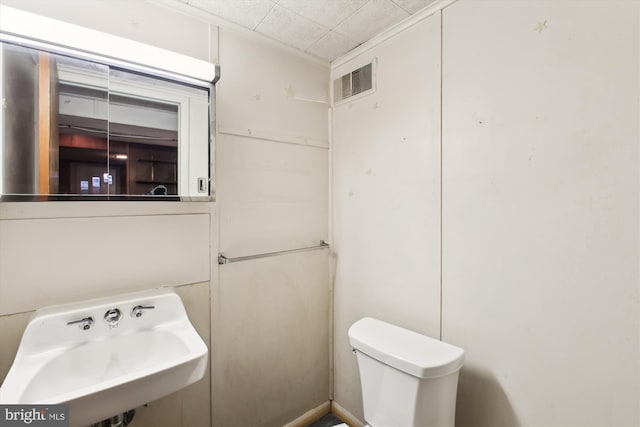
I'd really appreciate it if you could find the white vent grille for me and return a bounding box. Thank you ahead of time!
[333,61,374,104]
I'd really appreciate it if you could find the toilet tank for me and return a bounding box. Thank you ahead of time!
[348,318,464,427]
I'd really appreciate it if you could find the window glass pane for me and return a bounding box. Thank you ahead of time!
[56,54,110,195]
[108,69,181,196]
[0,41,211,199]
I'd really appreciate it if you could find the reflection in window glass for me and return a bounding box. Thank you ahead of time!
[0,41,210,198]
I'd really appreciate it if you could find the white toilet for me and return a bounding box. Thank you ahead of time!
[348,317,464,427]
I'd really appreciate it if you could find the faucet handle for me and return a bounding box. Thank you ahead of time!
[131,305,155,318]
[67,316,94,331]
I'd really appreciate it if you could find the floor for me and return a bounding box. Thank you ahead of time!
[307,413,346,427]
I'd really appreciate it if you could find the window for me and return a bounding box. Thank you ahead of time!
[0,6,218,200]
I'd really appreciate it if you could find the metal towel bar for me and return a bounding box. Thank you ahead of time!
[218,241,329,265]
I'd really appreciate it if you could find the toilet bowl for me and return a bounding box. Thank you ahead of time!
[348,317,464,427]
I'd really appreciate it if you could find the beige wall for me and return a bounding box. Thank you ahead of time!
[331,11,442,421]
[331,1,639,426]
[0,201,215,426]
[214,28,330,427]
[213,250,329,427]
[0,204,211,314]
[442,1,639,426]
[0,2,330,427]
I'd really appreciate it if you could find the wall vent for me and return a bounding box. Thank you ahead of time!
[332,61,375,104]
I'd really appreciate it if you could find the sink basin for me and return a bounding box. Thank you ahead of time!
[0,288,208,427]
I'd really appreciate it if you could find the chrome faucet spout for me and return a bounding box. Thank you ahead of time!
[104,308,122,328]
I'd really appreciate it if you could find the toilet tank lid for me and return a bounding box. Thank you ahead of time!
[348,317,464,379]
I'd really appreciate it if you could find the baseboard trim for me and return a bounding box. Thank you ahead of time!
[284,401,331,427]
[330,401,365,427]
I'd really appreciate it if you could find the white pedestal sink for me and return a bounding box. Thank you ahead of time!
[0,288,208,427]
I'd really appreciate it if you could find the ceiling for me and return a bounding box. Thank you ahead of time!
[174,0,438,61]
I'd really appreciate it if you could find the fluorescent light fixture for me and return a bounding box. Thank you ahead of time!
[0,6,219,87]
[115,154,128,160]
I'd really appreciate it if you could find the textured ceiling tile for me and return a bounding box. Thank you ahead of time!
[392,0,437,14]
[188,0,276,29]
[256,4,329,51]
[334,0,409,44]
[305,30,360,61]
[277,0,368,29]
